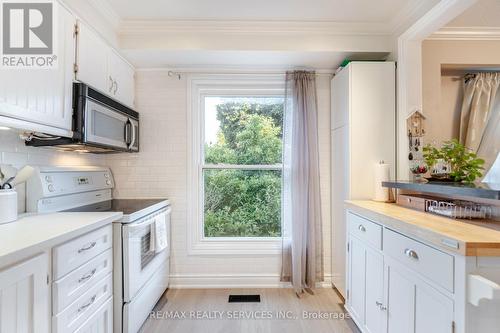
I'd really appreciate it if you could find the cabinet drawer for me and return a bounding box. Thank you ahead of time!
[53,249,113,314]
[53,225,112,280]
[74,296,113,333]
[53,273,112,333]
[384,228,454,292]
[348,212,382,250]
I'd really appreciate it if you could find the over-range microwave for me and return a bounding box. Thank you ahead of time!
[26,83,139,153]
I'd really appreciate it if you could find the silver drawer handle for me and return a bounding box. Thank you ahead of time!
[77,295,96,313]
[358,225,366,232]
[78,269,97,283]
[78,242,97,253]
[404,248,419,260]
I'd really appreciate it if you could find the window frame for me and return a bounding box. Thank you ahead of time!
[187,74,285,255]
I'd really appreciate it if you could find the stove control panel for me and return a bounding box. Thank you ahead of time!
[26,166,115,212]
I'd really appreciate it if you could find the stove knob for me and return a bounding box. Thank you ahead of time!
[48,184,55,192]
[45,175,53,183]
[104,173,110,178]
[105,180,112,186]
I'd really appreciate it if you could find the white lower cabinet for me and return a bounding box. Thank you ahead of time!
[349,236,366,323]
[0,225,114,333]
[348,236,385,333]
[385,259,454,333]
[0,253,50,333]
[74,298,113,333]
[347,211,455,333]
[52,226,113,333]
[365,247,385,333]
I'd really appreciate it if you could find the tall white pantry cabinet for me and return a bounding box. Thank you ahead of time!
[330,62,396,298]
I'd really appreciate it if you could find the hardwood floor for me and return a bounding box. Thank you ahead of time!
[140,288,360,333]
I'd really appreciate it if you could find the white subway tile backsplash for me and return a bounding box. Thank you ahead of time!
[0,131,104,213]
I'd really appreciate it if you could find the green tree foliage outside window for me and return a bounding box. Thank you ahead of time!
[204,100,283,237]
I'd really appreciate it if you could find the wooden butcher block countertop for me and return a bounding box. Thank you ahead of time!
[346,200,500,257]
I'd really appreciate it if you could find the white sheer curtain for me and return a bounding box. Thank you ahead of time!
[460,72,500,176]
[281,71,323,295]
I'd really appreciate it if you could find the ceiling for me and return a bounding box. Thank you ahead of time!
[104,0,414,22]
[91,0,440,69]
[447,0,500,27]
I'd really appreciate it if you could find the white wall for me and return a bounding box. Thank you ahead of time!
[0,131,104,212]
[105,70,332,288]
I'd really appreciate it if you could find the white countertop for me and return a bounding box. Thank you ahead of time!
[0,212,123,267]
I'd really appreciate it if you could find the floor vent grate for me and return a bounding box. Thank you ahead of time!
[228,295,261,303]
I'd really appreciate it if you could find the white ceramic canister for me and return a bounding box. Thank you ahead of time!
[0,189,17,224]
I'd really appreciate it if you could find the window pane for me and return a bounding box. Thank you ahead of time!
[204,169,282,237]
[204,97,284,165]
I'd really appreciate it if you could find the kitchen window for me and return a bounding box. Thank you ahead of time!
[188,75,285,254]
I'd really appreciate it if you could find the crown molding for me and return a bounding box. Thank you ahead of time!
[135,66,336,74]
[118,19,392,36]
[428,27,500,40]
[87,0,122,30]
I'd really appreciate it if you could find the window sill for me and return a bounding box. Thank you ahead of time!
[188,237,282,256]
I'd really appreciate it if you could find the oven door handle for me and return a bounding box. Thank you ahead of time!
[125,207,171,231]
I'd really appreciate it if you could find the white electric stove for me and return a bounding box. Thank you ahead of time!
[26,166,171,333]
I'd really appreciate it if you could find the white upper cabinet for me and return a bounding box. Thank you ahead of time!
[76,21,135,108]
[75,20,109,94]
[331,66,350,130]
[107,49,135,108]
[0,3,75,132]
[0,4,135,135]
[0,253,50,333]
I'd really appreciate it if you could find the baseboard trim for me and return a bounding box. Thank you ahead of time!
[169,273,333,289]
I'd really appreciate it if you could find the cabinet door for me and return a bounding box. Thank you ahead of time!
[365,249,384,333]
[0,253,50,333]
[76,20,109,94]
[385,263,415,333]
[0,3,75,131]
[331,66,350,129]
[108,49,135,107]
[332,126,349,298]
[385,260,454,333]
[415,283,454,333]
[348,237,366,322]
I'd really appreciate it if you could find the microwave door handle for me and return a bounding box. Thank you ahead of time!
[130,121,136,149]
[125,120,132,147]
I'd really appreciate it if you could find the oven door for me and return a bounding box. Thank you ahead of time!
[84,98,129,150]
[122,207,171,302]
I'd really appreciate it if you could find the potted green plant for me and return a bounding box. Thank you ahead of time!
[422,139,485,183]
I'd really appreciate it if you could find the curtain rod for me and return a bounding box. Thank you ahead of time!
[159,70,335,80]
